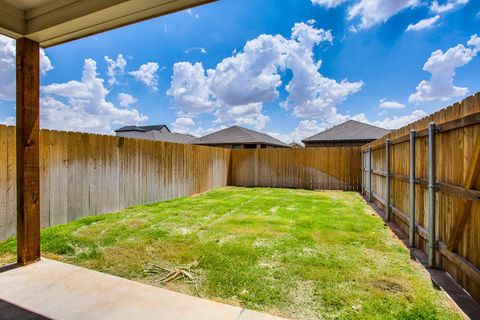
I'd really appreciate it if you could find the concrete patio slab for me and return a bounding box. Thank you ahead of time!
[0,259,286,320]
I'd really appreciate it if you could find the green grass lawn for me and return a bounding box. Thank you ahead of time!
[0,187,460,319]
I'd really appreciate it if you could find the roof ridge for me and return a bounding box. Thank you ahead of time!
[235,126,262,142]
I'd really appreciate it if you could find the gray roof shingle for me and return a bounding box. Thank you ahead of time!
[192,126,290,147]
[115,125,170,133]
[302,120,390,142]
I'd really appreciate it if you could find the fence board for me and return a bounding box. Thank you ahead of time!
[0,128,230,241]
[362,92,480,304]
[230,147,361,190]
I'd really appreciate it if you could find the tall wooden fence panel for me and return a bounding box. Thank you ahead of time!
[230,147,361,191]
[362,92,480,303]
[0,127,231,240]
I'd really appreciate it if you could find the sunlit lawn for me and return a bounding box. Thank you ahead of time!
[0,187,460,319]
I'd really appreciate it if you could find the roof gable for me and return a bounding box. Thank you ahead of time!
[302,120,390,142]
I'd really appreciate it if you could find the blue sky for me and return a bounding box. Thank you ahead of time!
[0,0,479,142]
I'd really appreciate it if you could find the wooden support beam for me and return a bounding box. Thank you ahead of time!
[448,130,480,252]
[16,37,40,265]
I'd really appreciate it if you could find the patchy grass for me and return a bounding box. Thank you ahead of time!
[0,187,460,319]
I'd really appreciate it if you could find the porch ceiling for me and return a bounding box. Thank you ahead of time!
[0,0,216,47]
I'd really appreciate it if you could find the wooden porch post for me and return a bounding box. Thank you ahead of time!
[16,38,41,265]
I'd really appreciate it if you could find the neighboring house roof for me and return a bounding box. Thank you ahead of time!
[117,130,196,144]
[115,125,171,133]
[302,120,390,143]
[192,126,290,148]
[144,131,196,144]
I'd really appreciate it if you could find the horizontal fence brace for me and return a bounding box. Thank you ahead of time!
[428,183,439,190]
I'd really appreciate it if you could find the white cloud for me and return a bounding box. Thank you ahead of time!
[214,103,270,130]
[0,116,15,125]
[173,117,195,127]
[130,62,159,90]
[268,120,327,144]
[370,109,427,129]
[348,0,418,30]
[167,62,214,116]
[0,35,53,101]
[185,47,207,54]
[118,93,137,108]
[0,35,16,101]
[476,11,480,19]
[41,58,147,133]
[268,108,428,143]
[168,21,361,131]
[207,33,289,107]
[377,110,388,117]
[283,22,362,119]
[378,99,406,109]
[409,34,480,102]
[105,54,127,85]
[431,0,469,14]
[311,0,347,8]
[171,117,196,133]
[406,15,441,32]
[40,50,53,75]
[185,9,200,18]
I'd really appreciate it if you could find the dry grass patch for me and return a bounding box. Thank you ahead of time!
[0,187,461,320]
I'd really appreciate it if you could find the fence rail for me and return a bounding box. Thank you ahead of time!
[0,127,231,240]
[362,92,480,304]
[230,147,361,190]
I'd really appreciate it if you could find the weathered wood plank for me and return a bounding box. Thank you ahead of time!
[448,128,480,251]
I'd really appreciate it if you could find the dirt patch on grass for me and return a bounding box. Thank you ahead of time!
[0,252,15,265]
[371,277,409,295]
[286,280,319,320]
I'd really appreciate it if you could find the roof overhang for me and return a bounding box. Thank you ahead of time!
[0,0,216,47]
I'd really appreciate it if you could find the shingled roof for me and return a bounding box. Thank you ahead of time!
[115,125,170,133]
[192,126,290,147]
[302,120,389,143]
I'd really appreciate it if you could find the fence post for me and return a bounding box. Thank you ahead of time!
[409,129,416,248]
[385,139,391,221]
[361,150,364,195]
[368,147,372,202]
[428,122,436,268]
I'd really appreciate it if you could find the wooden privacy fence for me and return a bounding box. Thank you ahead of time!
[362,92,480,304]
[0,126,230,240]
[230,147,362,191]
